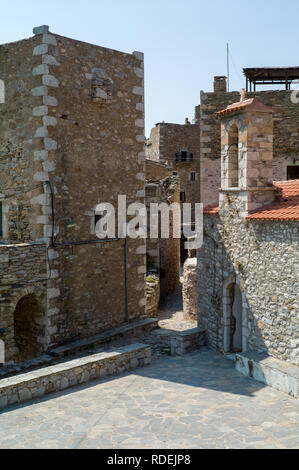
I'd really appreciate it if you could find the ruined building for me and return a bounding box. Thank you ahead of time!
[145,175,181,302]
[146,119,201,211]
[0,26,147,364]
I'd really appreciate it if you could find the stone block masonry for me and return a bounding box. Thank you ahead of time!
[0,244,47,363]
[170,328,206,356]
[146,122,201,212]
[0,26,148,362]
[183,258,198,322]
[198,212,299,364]
[0,343,151,409]
[146,278,160,317]
[200,89,299,205]
[145,177,181,300]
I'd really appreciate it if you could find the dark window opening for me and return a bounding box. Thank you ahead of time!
[180,192,186,202]
[176,151,193,163]
[190,172,196,181]
[287,166,299,180]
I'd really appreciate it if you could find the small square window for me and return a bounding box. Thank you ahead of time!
[287,166,299,180]
[176,151,193,163]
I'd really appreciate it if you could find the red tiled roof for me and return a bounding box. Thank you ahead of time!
[216,98,274,117]
[203,180,299,221]
[247,180,299,220]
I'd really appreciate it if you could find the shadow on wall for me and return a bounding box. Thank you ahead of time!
[198,215,298,365]
[13,294,45,363]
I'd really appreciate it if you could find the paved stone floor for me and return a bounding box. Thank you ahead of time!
[0,349,298,449]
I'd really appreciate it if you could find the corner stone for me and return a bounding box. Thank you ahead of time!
[33,25,49,35]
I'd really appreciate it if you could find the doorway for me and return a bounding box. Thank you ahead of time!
[13,294,44,362]
[223,281,245,354]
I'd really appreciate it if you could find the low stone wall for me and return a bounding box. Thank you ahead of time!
[0,343,151,409]
[183,258,198,321]
[146,279,160,317]
[170,328,206,356]
[235,352,299,398]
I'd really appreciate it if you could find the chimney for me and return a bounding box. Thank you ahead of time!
[240,88,246,102]
[214,76,227,93]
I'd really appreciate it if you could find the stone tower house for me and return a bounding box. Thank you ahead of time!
[0,26,147,363]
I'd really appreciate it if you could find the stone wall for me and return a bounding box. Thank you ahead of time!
[183,258,198,322]
[170,328,206,356]
[0,243,47,362]
[198,206,299,364]
[145,176,180,300]
[146,277,160,317]
[145,122,201,209]
[145,126,160,162]
[0,26,147,357]
[0,343,151,409]
[41,31,147,344]
[200,90,299,205]
[0,35,46,243]
[146,159,172,180]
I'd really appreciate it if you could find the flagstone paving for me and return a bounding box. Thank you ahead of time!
[0,349,298,449]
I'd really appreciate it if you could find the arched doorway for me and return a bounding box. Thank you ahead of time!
[13,294,44,362]
[227,124,239,188]
[223,281,245,353]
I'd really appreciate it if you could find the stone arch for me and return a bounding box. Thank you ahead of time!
[227,124,239,188]
[12,286,46,363]
[223,276,247,353]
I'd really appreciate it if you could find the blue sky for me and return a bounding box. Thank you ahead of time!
[0,0,298,135]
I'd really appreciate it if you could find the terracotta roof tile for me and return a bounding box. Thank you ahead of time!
[216,98,274,117]
[203,180,299,221]
[247,180,299,221]
[203,204,219,215]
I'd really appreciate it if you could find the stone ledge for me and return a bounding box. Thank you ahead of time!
[235,352,299,398]
[49,318,158,358]
[0,343,151,409]
[170,328,206,356]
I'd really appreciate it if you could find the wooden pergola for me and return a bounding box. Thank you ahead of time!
[243,67,299,91]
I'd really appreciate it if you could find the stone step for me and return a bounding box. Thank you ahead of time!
[235,352,299,398]
[49,318,158,358]
[0,343,151,410]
